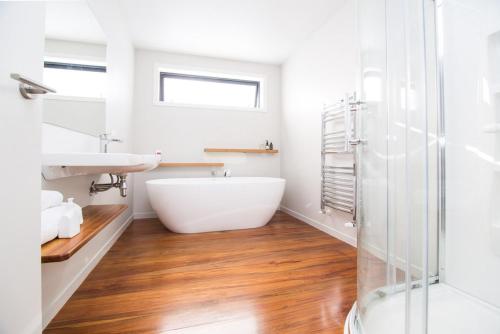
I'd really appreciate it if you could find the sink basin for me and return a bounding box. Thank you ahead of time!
[42,153,160,180]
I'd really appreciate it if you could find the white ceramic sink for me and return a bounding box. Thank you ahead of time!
[42,153,160,180]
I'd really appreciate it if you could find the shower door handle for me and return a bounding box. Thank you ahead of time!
[351,161,358,227]
[349,95,365,228]
[349,138,366,146]
[349,138,362,145]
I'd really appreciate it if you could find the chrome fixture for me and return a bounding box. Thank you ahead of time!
[223,169,232,177]
[99,133,123,153]
[321,165,355,214]
[321,93,361,224]
[10,73,56,99]
[348,138,363,146]
[435,0,447,281]
[321,96,354,154]
[90,174,128,197]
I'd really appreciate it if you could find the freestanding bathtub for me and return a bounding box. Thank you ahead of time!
[146,177,286,233]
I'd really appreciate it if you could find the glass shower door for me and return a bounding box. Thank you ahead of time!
[351,0,500,332]
[355,0,392,329]
[353,0,439,333]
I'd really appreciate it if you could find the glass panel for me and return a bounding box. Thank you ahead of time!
[356,0,500,332]
[356,0,393,330]
[396,0,437,331]
[356,0,438,333]
[160,74,260,109]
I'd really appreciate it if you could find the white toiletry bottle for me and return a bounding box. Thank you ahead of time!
[58,209,80,238]
[155,150,162,161]
[58,198,83,238]
[66,198,84,224]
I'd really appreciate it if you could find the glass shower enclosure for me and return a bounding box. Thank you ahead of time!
[346,0,500,333]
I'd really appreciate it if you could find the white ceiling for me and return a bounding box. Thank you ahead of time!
[45,1,106,44]
[117,0,347,64]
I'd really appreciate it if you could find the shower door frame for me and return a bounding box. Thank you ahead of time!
[434,0,447,283]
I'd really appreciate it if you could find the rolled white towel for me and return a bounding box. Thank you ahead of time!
[41,206,65,245]
[41,190,63,211]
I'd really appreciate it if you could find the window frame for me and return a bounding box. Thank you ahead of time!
[44,61,107,73]
[154,65,266,112]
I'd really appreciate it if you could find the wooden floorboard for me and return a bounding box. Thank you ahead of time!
[44,211,357,334]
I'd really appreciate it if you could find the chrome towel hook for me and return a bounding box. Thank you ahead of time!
[10,73,56,99]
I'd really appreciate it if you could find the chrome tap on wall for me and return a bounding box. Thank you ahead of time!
[99,133,122,153]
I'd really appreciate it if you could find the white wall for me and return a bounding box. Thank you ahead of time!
[131,50,281,217]
[41,0,136,327]
[0,3,45,333]
[45,38,106,62]
[280,0,359,246]
[440,0,500,308]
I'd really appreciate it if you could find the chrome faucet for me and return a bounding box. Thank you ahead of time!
[223,169,232,177]
[99,133,122,153]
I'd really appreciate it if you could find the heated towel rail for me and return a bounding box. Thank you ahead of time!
[321,94,359,219]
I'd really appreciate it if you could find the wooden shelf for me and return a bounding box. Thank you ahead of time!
[158,162,224,167]
[41,204,128,263]
[204,148,279,154]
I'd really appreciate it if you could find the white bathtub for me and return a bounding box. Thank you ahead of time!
[146,177,286,233]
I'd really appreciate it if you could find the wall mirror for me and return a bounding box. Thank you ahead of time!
[43,1,107,137]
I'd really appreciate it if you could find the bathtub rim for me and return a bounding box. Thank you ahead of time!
[146,176,286,186]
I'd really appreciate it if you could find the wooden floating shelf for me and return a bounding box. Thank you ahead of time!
[204,148,279,154]
[158,162,224,167]
[41,204,127,263]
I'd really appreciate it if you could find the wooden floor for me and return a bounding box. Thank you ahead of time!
[45,211,357,334]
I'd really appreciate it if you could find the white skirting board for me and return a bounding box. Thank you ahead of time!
[280,206,357,247]
[42,212,134,328]
[133,211,157,219]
